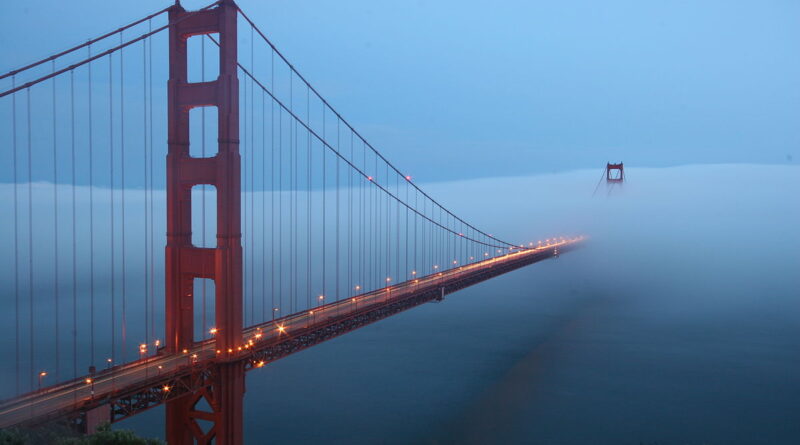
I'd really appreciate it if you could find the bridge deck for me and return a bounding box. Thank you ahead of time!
[0,238,583,430]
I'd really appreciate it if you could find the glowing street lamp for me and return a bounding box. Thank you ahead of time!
[209,327,218,336]
[139,343,148,361]
[38,371,47,391]
[85,377,94,399]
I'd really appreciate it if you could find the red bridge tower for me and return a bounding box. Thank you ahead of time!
[165,1,243,443]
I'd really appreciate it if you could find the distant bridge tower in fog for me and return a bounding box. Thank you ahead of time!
[593,162,625,196]
[606,162,625,183]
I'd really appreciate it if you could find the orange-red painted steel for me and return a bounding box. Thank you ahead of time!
[165,1,243,443]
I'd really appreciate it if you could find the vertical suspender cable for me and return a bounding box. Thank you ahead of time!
[405,176,409,278]
[277,96,282,317]
[88,45,96,367]
[270,50,275,320]
[109,52,116,367]
[306,86,311,311]
[52,61,60,382]
[396,174,399,281]
[336,119,340,303]
[26,88,34,391]
[288,70,293,314]
[120,34,127,364]
[148,19,155,348]
[142,37,150,355]
[360,140,365,292]
[250,29,256,324]
[386,164,390,283]
[12,76,20,395]
[268,86,272,323]
[349,131,353,297]
[321,107,325,303]
[70,70,77,381]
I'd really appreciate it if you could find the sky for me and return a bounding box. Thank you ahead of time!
[1,0,798,183]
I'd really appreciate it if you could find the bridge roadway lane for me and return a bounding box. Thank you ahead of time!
[0,238,582,428]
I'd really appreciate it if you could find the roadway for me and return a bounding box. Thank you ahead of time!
[0,237,583,429]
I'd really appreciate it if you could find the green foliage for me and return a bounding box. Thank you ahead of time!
[0,423,164,445]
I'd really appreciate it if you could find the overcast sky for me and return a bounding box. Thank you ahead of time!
[1,0,798,182]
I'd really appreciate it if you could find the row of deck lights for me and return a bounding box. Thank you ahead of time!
[56,237,580,394]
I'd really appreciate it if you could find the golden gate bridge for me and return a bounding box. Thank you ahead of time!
[0,1,583,443]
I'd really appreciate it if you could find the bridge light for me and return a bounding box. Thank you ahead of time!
[37,371,47,391]
[182,349,188,354]
[154,339,161,347]
[228,348,233,353]
[162,385,171,392]
[411,270,416,276]
[355,285,361,291]
[433,265,439,270]
[209,327,218,335]
[278,325,286,333]
[367,176,373,181]
[405,175,412,181]
[318,295,324,301]
[452,260,457,264]
[352,298,357,302]
[85,378,93,384]
[273,307,279,312]
[386,277,391,283]
[309,310,315,315]
[256,360,265,368]
[484,252,488,256]
[254,331,263,339]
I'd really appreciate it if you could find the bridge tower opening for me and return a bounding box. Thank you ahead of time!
[165,1,243,443]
